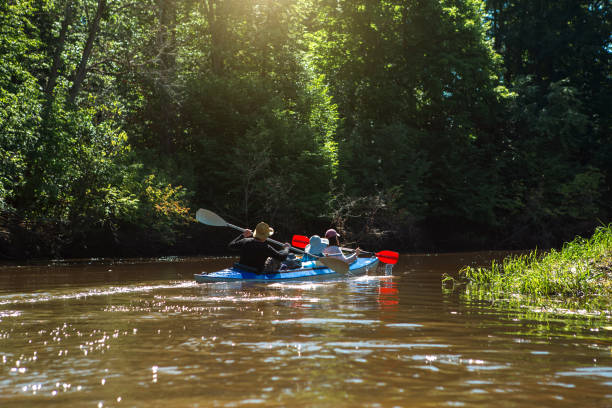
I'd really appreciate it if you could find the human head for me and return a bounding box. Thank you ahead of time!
[253,222,274,241]
[305,235,328,256]
[325,229,339,241]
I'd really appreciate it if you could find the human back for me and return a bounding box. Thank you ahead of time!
[228,221,289,272]
[239,239,281,270]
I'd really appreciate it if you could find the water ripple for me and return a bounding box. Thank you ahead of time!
[0,282,196,306]
[556,366,612,379]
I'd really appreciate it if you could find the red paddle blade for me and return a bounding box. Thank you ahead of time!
[292,235,309,249]
[376,250,399,264]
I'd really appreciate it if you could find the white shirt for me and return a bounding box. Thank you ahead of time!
[323,245,357,263]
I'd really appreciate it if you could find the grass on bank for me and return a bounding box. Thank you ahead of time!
[454,225,612,299]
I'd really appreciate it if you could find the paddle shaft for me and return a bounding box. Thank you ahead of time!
[225,222,307,255]
[340,246,371,254]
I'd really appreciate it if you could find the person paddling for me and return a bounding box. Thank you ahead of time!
[229,222,290,273]
[322,229,361,263]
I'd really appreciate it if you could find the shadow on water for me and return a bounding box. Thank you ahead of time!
[0,253,610,407]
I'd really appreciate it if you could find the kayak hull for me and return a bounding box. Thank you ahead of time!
[194,257,379,283]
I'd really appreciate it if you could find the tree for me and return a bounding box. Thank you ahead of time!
[0,0,43,211]
[307,0,509,243]
[44,0,74,102]
[68,0,108,104]
[485,0,612,244]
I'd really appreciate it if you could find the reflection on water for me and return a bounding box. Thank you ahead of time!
[0,253,610,407]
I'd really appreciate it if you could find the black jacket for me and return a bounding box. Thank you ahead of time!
[229,235,289,272]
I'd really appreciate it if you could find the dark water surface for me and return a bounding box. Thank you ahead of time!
[0,253,610,407]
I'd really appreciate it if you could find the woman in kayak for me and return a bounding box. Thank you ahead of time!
[229,222,290,273]
[322,229,361,263]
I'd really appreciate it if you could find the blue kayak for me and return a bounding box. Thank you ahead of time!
[194,257,379,283]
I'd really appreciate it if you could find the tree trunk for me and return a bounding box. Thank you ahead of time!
[155,0,178,153]
[156,0,176,76]
[68,0,107,105]
[203,0,224,75]
[45,0,74,100]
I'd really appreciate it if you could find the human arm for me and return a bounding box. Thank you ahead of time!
[228,233,248,250]
[323,245,360,263]
[266,242,290,261]
[228,235,243,249]
[343,251,357,263]
[228,229,253,250]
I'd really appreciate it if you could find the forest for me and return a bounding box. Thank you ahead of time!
[0,0,610,259]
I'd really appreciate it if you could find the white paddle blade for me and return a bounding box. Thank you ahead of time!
[196,208,228,227]
[319,256,349,275]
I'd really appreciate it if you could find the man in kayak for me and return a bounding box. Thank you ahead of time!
[322,229,361,263]
[229,222,290,273]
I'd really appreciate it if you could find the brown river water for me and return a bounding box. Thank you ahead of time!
[0,253,610,407]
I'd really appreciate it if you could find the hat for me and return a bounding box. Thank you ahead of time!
[325,229,340,239]
[305,235,328,256]
[253,222,274,240]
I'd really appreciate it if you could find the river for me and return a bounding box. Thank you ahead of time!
[0,253,610,407]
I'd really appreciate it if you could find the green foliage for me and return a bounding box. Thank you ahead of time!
[127,174,192,245]
[15,101,128,218]
[460,225,612,299]
[0,0,43,210]
[326,186,419,249]
[0,0,610,257]
[485,0,612,245]
[172,74,337,229]
[306,0,518,239]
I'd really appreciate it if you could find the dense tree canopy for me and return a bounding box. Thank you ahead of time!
[484,0,612,245]
[0,0,610,258]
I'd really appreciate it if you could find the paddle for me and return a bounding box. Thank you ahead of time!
[196,209,349,274]
[292,234,399,265]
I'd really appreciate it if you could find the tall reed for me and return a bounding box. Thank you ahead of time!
[460,225,612,298]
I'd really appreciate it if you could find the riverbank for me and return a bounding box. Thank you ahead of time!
[456,225,612,299]
[1,208,605,261]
